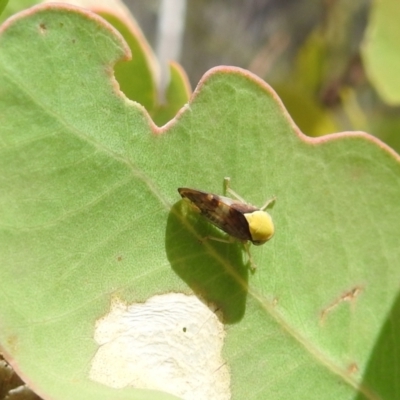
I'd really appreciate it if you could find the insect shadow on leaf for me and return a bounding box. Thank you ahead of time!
[165,198,248,323]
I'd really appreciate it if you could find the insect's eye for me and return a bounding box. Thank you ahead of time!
[244,210,275,244]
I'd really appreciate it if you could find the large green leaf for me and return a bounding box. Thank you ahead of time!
[1,4,400,400]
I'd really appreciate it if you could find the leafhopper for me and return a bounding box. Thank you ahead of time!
[178,177,275,270]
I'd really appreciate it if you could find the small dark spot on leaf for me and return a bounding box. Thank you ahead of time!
[59,22,64,28]
[117,255,123,262]
[182,327,187,332]
[39,23,46,34]
[347,362,358,375]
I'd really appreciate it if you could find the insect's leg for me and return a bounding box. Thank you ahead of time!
[201,234,257,271]
[199,235,235,245]
[223,177,231,196]
[223,177,247,203]
[260,196,277,211]
[243,242,257,271]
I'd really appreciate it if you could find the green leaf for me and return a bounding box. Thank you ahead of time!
[362,0,400,105]
[1,4,400,400]
[0,0,37,23]
[369,114,400,154]
[274,84,338,137]
[98,9,159,113]
[274,29,339,137]
[98,8,191,125]
[0,0,8,17]
[153,61,191,126]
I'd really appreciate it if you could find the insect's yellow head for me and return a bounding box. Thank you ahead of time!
[244,210,274,245]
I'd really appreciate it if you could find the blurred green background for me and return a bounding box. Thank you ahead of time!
[127,0,400,151]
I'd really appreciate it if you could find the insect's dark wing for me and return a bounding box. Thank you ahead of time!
[178,188,256,242]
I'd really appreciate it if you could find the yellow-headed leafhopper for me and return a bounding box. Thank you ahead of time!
[178,177,275,269]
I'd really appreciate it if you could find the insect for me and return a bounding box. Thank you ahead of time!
[178,177,275,270]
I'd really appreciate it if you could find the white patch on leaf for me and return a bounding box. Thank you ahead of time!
[90,293,230,400]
